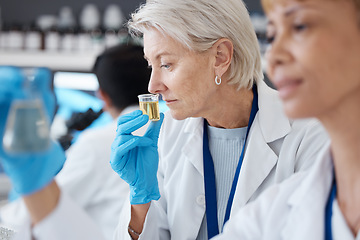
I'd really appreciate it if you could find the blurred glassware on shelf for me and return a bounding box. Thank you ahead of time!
[23,25,42,51]
[57,6,76,32]
[103,4,124,30]
[61,31,76,52]
[36,15,57,32]
[104,30,120,48]
[79,4,101,31]
[6,24,24,50]
[45,28,60,52]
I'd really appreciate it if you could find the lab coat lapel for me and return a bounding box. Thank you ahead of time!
[231,120,278,213]
[182,117,205,176]
[281,146,333,240]
[256,80,291,143]
[181,117,206,239]
[231,81,291,216]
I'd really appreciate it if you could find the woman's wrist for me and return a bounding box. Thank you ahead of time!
[128,225,141,239]
[23,180,61,225]
[129,203,151,239]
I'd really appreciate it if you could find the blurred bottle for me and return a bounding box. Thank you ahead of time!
[78,4,104,53]
[45,27,61,51]
[3,68,51,153]
[79,4,101,31]
[61,28,76,52]
[0,23,9,50]
[104,30,119,49]
[36,15,59,51]
[76,29,93,52]
[57,6,77,52]
[23,23,42,51]
[103,4,124,31]
[7,24,24,50]
[57,6,76,32]
[103,4,125,48]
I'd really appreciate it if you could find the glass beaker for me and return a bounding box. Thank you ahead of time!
[2,68,50,153]
[138,94,160,121]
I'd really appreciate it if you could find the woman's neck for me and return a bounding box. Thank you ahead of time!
[319,92,360,235]
[206,86,254,129]
[334,151,360,235]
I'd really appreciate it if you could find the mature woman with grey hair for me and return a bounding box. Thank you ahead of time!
[110,0,329,239]
[0,0,328,239]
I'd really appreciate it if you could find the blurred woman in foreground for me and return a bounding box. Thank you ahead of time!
[213,0,360,239]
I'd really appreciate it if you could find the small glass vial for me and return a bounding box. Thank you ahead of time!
[3,68,50,153]
[138,94,160,121]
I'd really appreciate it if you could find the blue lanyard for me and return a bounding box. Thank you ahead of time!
[203,86,258,238]
[325,176,336,240]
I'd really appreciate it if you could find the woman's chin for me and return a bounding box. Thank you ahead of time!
[283,103,315,120]
[169,110,188,121]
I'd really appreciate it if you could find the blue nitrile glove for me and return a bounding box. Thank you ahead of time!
[0,66,65,195]
[110,110,164,205]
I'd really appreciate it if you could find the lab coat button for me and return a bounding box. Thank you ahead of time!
[196,195,205,205]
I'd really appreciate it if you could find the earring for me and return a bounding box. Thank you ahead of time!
[215,75,221,85]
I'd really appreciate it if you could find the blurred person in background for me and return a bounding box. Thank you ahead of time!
[0,40,150,240]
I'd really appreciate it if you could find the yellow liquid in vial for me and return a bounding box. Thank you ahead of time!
[139,101,160,121]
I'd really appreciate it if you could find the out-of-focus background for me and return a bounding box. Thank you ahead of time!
[0,0,268,72]
[0,0,270,202]
[1,0,264,25]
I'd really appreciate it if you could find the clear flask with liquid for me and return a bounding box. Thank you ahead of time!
[2,68,50,153]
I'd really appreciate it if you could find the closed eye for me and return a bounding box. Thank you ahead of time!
[293,23,307,32]
[161,64,171,69]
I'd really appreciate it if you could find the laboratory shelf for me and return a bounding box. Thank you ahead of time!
[0,50,99,72]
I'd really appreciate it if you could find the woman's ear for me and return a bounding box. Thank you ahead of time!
[213,38,233,77]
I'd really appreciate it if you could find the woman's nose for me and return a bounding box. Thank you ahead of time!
[265,34,292,73]
[148,70,165,94]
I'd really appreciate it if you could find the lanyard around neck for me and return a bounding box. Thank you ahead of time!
[325,175,336,240]
[202,85,258,239]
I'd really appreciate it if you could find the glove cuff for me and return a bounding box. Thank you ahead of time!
[129,186,160,205]
[2,141,66,195]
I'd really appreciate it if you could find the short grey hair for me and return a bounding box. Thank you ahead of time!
[128,0,264,90]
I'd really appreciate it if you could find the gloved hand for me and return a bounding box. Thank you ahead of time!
[110,110,164,205]
[0,66,65,196]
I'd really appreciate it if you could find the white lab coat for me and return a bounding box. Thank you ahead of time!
[14,193,106,240]
[10,81,329,240]
[212,143,360,240]
[6,105,142,240]
[114,80,330,240]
